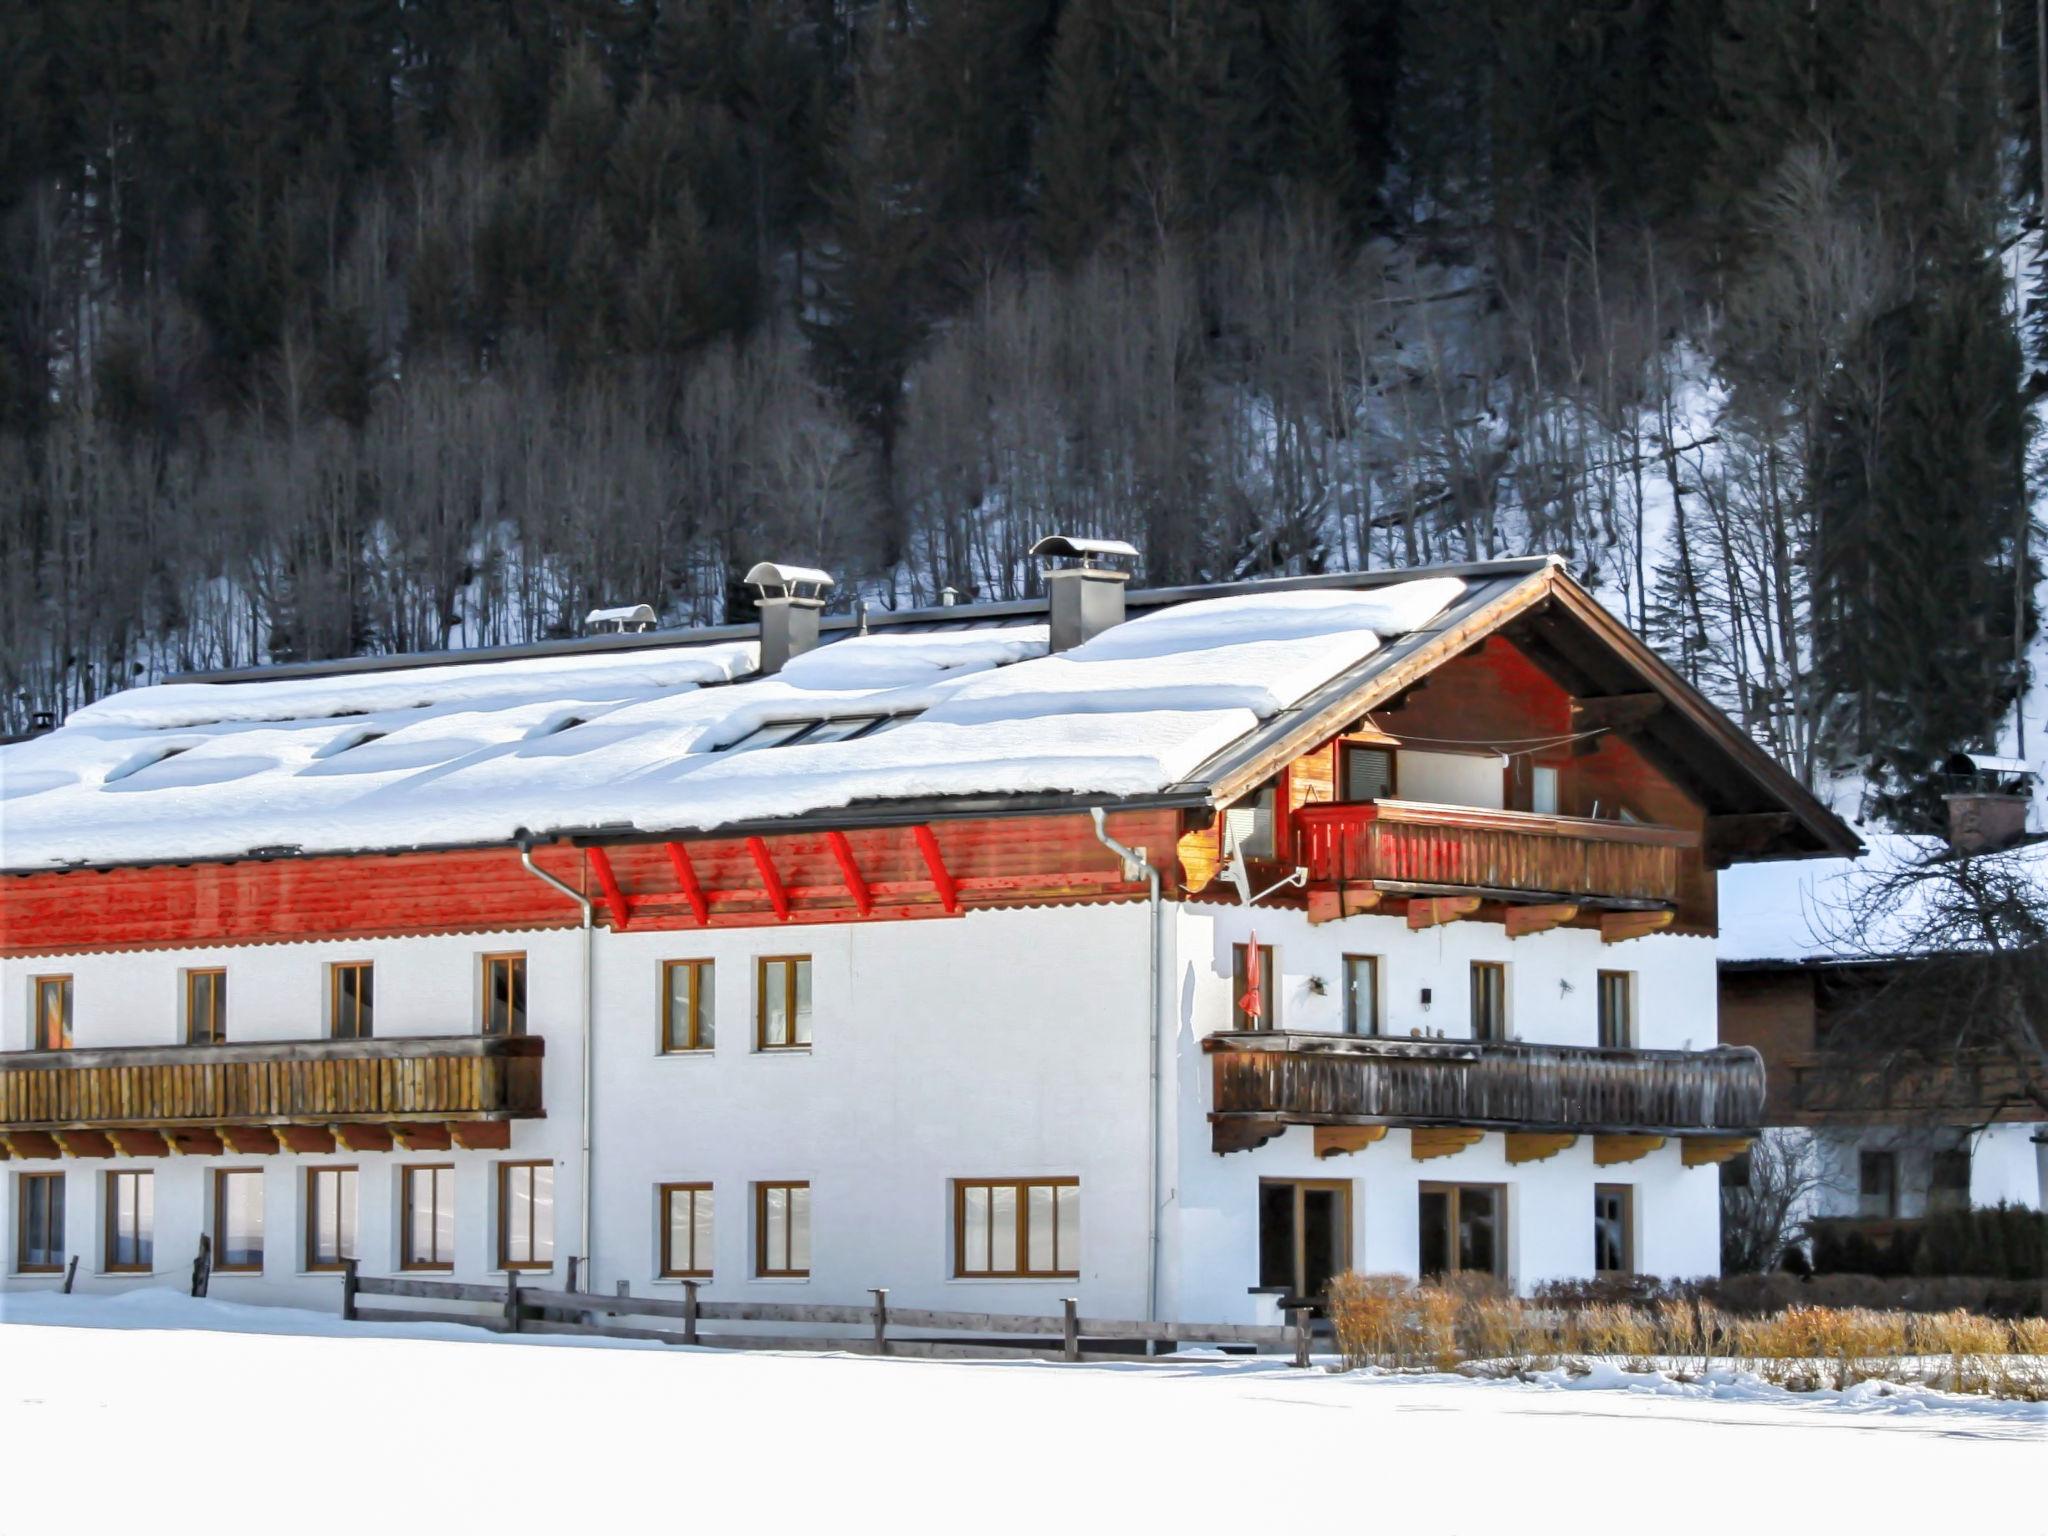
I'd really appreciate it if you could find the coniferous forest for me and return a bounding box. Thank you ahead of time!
[1,1,2042,824]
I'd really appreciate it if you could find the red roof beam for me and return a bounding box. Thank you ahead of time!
[586,846,632,931]
[747,835,793,922]
[825,830,874,916]
[663,841,710,925]
[913,824,961,914]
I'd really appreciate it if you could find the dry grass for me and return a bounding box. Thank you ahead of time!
[1322,1274,2045,1397]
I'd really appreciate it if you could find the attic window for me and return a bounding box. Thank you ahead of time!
[526,715,588,740]
[315,727,388,760]
[105,744,192,784]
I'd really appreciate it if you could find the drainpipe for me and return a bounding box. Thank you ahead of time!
[519,842,595,1290]
[1090,807,1162,1324]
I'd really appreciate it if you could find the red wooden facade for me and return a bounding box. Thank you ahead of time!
[0,810,1173,958]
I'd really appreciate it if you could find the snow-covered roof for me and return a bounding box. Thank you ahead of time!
[0,576,1473,871]
[1718,834,2048,964]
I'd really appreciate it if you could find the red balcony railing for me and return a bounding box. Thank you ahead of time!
[1293,800,1694,904]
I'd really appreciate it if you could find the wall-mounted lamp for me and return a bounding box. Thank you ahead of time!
[1308,975,1328,996]
[1559,978,1575,998]
[1419,986,1433,1012]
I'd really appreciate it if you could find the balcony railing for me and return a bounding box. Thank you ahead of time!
[1205,1030,1763,1153]
[1293,800,1694,905]
[0,1035,543,1154]
[1786,1051,2043,1119]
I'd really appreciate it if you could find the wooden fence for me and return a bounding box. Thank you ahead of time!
[340,1262,1312,1366]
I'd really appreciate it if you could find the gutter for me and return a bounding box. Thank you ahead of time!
[517,842,596,1292]
[1090,808,1164,1324]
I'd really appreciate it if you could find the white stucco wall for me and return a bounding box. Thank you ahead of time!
[1806,1121,2048,1219]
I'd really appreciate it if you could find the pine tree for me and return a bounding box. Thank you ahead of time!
[1269,0,1364,222]
[1035,0,1127,265]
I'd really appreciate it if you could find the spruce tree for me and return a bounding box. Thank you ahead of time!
[1035,0,1127,265]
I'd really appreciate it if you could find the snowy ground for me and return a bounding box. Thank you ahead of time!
[2,1293,2039,1533]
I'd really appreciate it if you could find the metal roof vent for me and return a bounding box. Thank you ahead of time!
[745,561,836,675]
[585,603,656,635]
[1030,535,1138,653]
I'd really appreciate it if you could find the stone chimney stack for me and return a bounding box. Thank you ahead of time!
[1030,535,1140,653]
[744,562,835,675]
[1941,753,2037,854]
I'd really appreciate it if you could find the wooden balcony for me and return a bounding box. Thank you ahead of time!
[0,1036,543,1158]
[1786,1051,2044,1122]
[1205,1030,1762,1157]
[1293,800,1693,908]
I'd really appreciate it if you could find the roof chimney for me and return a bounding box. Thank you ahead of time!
[744,561,835,675]
[1940,752,2037,854]
[1031,535,1139,653]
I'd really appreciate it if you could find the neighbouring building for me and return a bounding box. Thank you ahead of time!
[0,549,1857,1322]
[1719,823,2048,1253]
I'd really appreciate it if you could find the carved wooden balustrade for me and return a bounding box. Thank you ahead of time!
[1293,800,1693,905]
[0,1035,543,1157]
[1205,1030,1762,1157]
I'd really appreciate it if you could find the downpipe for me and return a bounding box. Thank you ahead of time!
[519,842,595,1291]
[1090,807,1163,1324]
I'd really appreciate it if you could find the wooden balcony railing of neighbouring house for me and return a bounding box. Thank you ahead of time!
[1786,1050,2045,1122]
[1204,1030,1762,1159]
[1292,800,1694,906]
[0,1035,543,1157]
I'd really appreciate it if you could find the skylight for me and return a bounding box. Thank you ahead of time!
[715,714,919,754]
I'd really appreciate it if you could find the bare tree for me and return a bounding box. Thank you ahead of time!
[1722,1129,1830,1273]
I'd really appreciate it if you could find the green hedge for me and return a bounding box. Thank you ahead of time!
[1810,1203,2047,1281]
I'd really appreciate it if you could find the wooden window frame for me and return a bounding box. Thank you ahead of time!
[305,1166,358,1273]
[1340,743,1396,803]
[185,967,228,1046]
[952,1177,1080,1279]
[754,1180,811,1278]
[1231,943,1278,1031]
[103,1169,153,1275]
[401,1164,457,1273]
[329,961,374,1041]
[496,1160,554,1271]
[754,956,812,1051]
[1596,970,1633,1050]
[15,1171,64,1274]
[1593,1183,1634,1277]
[1418,1181,1507,1279]
[1257,1177,1352,1298]
[1342,954,1381,1037]
[658,1183,714,1278]
[32,974,71,1051]
[660,960,715,1053]
[210,1167,264,1274]
[481,952,528,1038]
[1469,961,1507,1043]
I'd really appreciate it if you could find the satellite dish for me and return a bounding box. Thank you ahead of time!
[1219,806,1308,907]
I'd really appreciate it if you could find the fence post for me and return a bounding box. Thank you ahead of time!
[62,1256,77,1294]
[871,1287,890,1357]
[682,1279,699,1346]
[503,1269,522,1333]
[1288,1304,1312,1369]
[190,1234,212,1299]
[1063,1298,1079,1363]
[340,1257,359,1322]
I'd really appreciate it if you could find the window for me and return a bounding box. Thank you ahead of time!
[306,1167,358,1271]
[212,1169,263,1273]
[1596,970,1633,1049]
[482,953,527,1037]
[1594,1184,1633,1275]
[402,1166,456,1271]
[331,962,373,1040]
[1231,943,1277,1031]
[954,1178,1079,1279]
[1418,1183,1503,1278]
[1341,744,1395,802]
[1929,1148,1972,1214]
[1531,764,1561,815]
[1258,1180,1351,1301]
[498,1161,554,1270]
[1470,962,1507,1042]
[1857,1150,1898,1219]
[659,1184,714,1278]
[1343,955,1380,1036]
[32,975,71,1050]
[104,1170,153,1274]
[1720,1150,1752,1190]
[662,960,715,1053]
[755,1181,810,1277]
[186,968,227,1045]
[16,1173,64,1273]
[756,957,812,1050]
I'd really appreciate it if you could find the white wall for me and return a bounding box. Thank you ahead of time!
[1805,1122,2048,1219]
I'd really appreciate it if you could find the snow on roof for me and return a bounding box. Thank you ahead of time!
[1717,833,2048,963]
[0,577,1468,871]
